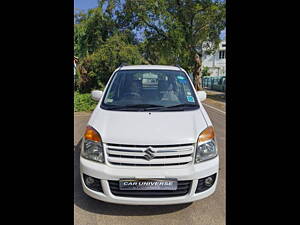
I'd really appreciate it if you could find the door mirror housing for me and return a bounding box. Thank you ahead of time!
[197,91,207,102]
[91,90,103,101]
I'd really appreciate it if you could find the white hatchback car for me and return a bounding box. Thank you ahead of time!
[80,65,219,205]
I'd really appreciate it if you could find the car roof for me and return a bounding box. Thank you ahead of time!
[119,65,182,71]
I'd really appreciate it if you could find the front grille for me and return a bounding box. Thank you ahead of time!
[108,180,192,198]
[105,143,194,167]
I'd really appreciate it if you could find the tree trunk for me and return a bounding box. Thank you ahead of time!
[193,53,202,91]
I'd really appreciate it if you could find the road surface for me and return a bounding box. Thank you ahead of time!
[74,105,225,225]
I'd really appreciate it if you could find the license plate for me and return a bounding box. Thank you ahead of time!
[119,178,178,190]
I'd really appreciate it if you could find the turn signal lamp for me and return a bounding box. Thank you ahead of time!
[198,126,215,142]
[84,126,101,142]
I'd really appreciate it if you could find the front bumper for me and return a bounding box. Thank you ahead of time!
[80,156,219,205]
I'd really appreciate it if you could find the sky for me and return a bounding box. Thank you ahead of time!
[220,29,226,40]
[74,0,98,11]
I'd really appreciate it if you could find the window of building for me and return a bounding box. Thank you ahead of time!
[219,50,226,59]
[222,44,226,47]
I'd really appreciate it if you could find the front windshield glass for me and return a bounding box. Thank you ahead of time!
[101,69,199,111]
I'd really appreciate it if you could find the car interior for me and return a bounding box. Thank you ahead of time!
[104,71,195,106]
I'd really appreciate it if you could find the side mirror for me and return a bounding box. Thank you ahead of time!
[91,90,103,101]
[197,91,207,102]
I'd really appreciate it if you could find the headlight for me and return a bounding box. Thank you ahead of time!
[195,126,217,163]
[81,126,104,163]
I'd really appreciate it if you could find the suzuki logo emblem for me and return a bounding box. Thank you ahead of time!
[144,147,155,161]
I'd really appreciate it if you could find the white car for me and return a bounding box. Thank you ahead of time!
[80,65,219,205]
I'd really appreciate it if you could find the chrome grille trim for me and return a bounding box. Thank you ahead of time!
[104,143,195,167]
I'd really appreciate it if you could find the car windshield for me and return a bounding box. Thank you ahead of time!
[101,69,199,111]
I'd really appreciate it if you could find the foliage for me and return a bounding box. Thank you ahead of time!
[89,33,147,84]
[74,7,117,58]
[74,0,226,102]
[202,66,211,77]
[74,4,146,94]
[116,0,226,72]
[74,92,98,112]
[74,32,146,93]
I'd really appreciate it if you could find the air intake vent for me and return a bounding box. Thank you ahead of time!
[108,180,192,198]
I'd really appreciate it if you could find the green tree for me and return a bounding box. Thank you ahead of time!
[74,4,146,93]
[74,6,118,58]
[74,1,225,93]
[75,32,146,93]
[87,33,147,87]
[115,0,226,90]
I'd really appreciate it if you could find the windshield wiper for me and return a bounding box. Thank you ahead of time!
[165,104,198,108]
[105,103,198,111]
[159,104,198,111]
[106,104,164,111]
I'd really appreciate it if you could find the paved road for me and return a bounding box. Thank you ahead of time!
[74,106,225,225]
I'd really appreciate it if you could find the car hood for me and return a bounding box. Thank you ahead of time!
[88,108,208,145]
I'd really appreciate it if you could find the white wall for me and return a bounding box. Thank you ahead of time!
[202,41,226,76]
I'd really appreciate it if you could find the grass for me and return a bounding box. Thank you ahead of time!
[74,92,98,112]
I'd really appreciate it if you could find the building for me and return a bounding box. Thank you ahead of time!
[202,40,226,76]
